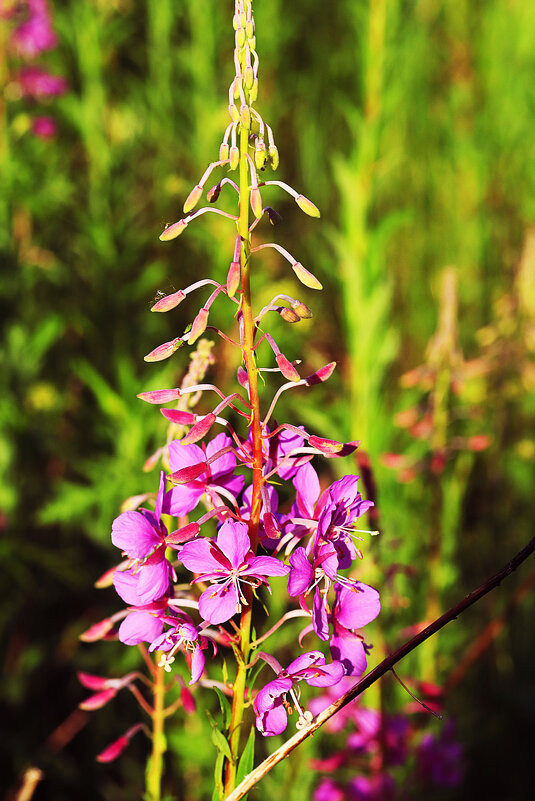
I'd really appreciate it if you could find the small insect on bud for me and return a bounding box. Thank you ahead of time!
[240,104,251,129]
[250,186,263,219]
[181,413,217,445]
[137,388,181,404]
[244,65,254,90]
[160,218,188,242]
[291,299,313,318]
[151,289,186,312]
[229,146,240,170]
[206,182,222,203]
[219,142,230,161]
[227,260,241,297]
[144,338,181,363]
[276,353,301,382]
[265,206,283,226]
[292,261,323,290]
[268,144,279,170]
[183,185,203,214]
[236,26,246,48]
[189,308,209,345]
[279,307,301,323]
[295,194,321,218]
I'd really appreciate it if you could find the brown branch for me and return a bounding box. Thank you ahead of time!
[224,536,535,801]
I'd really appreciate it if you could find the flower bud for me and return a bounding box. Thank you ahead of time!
[166,522,200,546]
[240,103,251,129]
[255,140,267,170]
[227,260,241,297]
[97,725,143,764]
[246,20,254,39]
[189,307,209,344]
[291,299,313,319]
[280,307,301,323]
[79,688,118,711]
[305,361,336,386]
[276,353,300,382]
[237,366,249,389]
[249,78,258,102]
[169,462,207,484]
[183,184,203,214]
[144,338,181,362]
[244,65,254,90]
[263,512,281,540]
[292,261,323,290]
[78,672,112,691]
[160,409,197,424]
[250,186,263,219]
[94,565,119,588]
[229,146,240,170]
[219,142,230,161]
[206,182,222,203]
[151,289,186,312]
[295,194,321,218]
[229,103,240,122]
[181,413,217,445]
[137,389,181,404]
[79,617,115,642]
[160,218,188,242]
[309,435,343,454]
[265,206,283,226]
[236,26,246,48]
[269,145,279,170]
[181,685,196,713]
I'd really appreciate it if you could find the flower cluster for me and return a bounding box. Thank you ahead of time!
[2,0,68,138]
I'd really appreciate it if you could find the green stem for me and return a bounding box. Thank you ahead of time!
[224,119,264,795]
[146,657,166,801]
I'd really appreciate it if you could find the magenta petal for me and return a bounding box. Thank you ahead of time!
[111,511,161,559]
[312,587,330,641]
[294,462,320,513]
[335,583,381,630]
[330,631,367,677]
[254,677,293,713]
[189,647,205,685]
[288,651,325,674]
[256,696,289,736]
[113,569,145,605]
[119,611,164,645]
[180,538,222,574]
[166,483,205,517]
[135,560,171,604]
[305,661,345,687]
[198,583,238,624]
[248,555,290,577]
[206,433,236,476]
[216,520,250,567]
[287,548,314,596]
[155,471,166,521]
[168,440,204,472]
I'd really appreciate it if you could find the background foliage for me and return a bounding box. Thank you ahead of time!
[1,1,535,799]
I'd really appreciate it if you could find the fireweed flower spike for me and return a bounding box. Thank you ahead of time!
[88,1,380,794]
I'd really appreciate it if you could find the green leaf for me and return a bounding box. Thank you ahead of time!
[206,711,232,761]
[236,726,255,788]
[212,749,225,801]
[212,686,232,729]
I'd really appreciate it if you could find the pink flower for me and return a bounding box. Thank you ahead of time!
[32,114,56,138]
[17,66,68,98]
[11,0,57,57]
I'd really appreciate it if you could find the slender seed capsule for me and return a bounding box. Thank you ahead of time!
[269,144,279,170]
[229,146,240,170]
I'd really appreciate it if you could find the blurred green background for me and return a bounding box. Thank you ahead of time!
[1,0,535,799]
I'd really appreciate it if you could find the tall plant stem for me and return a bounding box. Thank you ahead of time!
[224,121,264,795]
[146,657,166,801]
